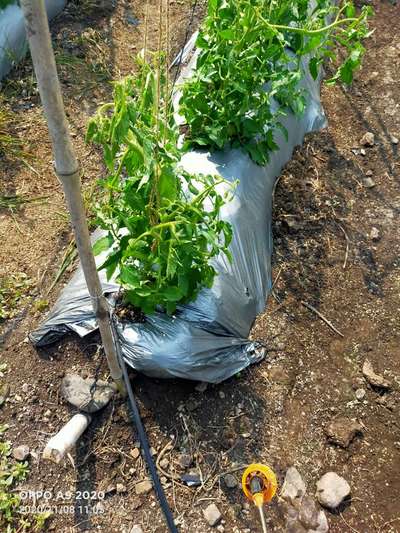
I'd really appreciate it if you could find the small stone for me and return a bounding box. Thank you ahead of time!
[223,473,237,488]
[116,483,127,494]
[21,383,30,394]
[366,169,373,176]
[159,457,169,469]
[355,388,366,400]
[149,447,157,457]
[362,360,391,389]
[281,467,306,504]
[15,395,22,402]
[178,453,193,469]
[216,525,224,533]
[130,448,140,460]
[203,503,222,527]
[298,495,320,529]
[316,472,351,509]
[130,527,144,533]
[363,177,376,189]
[93,501,105,514]
[0,384,10,407]
[12,445,30,461]
[360,132,375,147]
[135,480,152,495]
[105,484,116,495]
[61,374,115,413]
[195,382,208,392]
[325,417,363,448]
[219,391,225,399]
[390,135,399,145]
[370,227,380,241]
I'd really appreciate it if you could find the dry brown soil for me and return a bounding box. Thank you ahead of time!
[0,0,399,532]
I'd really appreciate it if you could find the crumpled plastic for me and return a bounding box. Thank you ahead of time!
[30,50,326,383]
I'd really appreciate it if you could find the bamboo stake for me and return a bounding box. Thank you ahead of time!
[20,0,125,394]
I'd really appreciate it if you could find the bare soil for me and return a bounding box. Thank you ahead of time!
[0,0,399,532]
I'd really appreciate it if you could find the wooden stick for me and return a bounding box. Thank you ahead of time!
[301,300,344,337]
[43,413,91,464]
[20,0,125,394]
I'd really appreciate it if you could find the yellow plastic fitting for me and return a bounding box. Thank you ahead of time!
[242,463,278,506]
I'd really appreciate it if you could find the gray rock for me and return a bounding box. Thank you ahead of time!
[135,480,152,495]
[325,417,363,448]
[363,177,376,189]
[390,135,399,145]
[223,473,237,488]
[287,521,307,533]
[159,457,169,469]
[281,467,307,504]
[370,227,380,241]
[116,483,127,493]
[360,132,375,147]
[92,501,105,514]
[312,511,329,532]
[130,447,140,460]
[0,384,10,407]
[316,472,350,509]
[203,503,222,527]
[61,374,115,413]
[299,495,320,529]
[12,445,30,461]
[130,527,144,533]
[282,496,329,533]
[362,360,391,389]
[355,388,366,400]
[297,495,329,531]
[178,453,192,469]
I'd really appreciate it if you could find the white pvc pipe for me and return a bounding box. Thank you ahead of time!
[43,413,91,463]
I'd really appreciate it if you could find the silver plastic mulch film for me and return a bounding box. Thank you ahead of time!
[30,50,326,383]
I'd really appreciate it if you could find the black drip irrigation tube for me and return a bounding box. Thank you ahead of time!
[112,315,178,533]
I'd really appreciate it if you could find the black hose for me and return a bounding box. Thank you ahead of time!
[111,317,178,533]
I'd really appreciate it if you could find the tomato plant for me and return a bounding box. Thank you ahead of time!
[179,0,373,165]
[87,53,233,315]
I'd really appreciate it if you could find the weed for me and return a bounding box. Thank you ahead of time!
[0,273,34,321]
[0,425,50,532]
[0,104,25,161]
[0,194,47,211]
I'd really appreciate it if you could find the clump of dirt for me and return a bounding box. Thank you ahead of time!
[115,295,146,324]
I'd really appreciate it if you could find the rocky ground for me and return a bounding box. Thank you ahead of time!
[1,0,400,532]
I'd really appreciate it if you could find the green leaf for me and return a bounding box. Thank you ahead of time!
[309,57,319,81]
[93,235,113,256]
[219,29,235,40]
[162,286,183,301]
